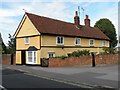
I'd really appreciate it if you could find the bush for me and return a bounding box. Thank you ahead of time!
[54,55,68,59]
[69,49,90,57]
[116,50,120,54]
[102,47,116,54]
[82,49,91,56]
[53,50,90,59]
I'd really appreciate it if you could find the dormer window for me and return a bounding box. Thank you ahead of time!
[25,37,30,44]
[56,36,64,45]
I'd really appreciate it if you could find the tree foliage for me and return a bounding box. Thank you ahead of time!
[94,18,117,47]
[0,33,8,54]
[68,49,90,57]
[7,34,16,54]
[2,41,7,54]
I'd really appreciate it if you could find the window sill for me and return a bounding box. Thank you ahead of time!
[102,46,106,47]
[75,44,81,46]
[25,43,30,45]
[90,46,94,47]
[56,44,64,46]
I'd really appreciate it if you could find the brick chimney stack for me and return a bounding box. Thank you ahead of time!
[84,15,90,27]
[74,11,80,26]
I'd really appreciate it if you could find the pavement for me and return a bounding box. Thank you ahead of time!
[2,64,119,90]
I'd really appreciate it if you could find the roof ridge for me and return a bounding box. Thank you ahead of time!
[25,12,74,25]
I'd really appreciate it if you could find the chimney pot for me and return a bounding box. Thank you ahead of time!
[86,15,89,19]
[75,11,78,16]
[74,11,80,26]
[84,15,90,27]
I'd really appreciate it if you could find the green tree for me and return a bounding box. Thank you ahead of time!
[2,41,7,54]
[94,18,117,47]
[8,34,16,54]
[0,33,8,54]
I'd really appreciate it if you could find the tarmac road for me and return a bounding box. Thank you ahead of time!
[1,65,118,90]
[2,68,90,89]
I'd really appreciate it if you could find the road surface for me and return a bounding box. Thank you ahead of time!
[2,68,90,89]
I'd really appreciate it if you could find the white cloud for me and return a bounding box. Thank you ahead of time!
[1,0,118,3]
[26,2,72,22]
[0,1,73,45]
[0,1,119,46]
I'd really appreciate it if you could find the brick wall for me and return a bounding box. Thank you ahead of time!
[49,54,119,67]
[2,54,16,65]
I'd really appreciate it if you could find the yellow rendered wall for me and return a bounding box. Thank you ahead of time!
[41,35,109,58]
[81,38,89,46]
[41,35,109,47]
[17,16,39,37]
[37,50,41,64]
[40,47,104,58]
[41,35,56,46]
[106,41,109,47]
[16,51,21,64]
[16,36,40,50]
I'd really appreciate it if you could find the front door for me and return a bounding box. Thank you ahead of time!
[21,50,26,65]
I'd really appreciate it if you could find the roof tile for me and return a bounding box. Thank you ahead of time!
[26,12,110,40]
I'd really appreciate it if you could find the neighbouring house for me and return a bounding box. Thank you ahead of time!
[116,35,120,51]
[14,11,110,65]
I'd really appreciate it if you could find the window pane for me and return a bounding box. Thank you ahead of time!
[48,53,55,58]
[90,40,94,46]
[75,38,80,45]
[25,37,29,44]
[49,53,53,58]
[28,51,32,62]
[57,36,63,44]
[34,52,36,63]
[57,37,60,43]
[102,41,106,46]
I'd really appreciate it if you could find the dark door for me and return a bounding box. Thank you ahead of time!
[21,50,26,65]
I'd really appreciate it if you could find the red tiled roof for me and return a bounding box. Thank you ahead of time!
[26,12,110,40]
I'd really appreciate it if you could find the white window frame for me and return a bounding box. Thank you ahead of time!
[25,37,30,44]
[48,52,55,58]
[102,40,106,46]
[28,51,32,63]
[89,39,94,46]
[56,36,64,45]
[75,37,80,45]
[27,51,37,64]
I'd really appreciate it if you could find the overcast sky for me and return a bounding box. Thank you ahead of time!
[0,0,119,46]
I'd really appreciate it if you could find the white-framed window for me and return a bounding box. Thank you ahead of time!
[28,51,32,62]
[75,37,80,45]
[34,51,36,63]
[48,52,55,58]
[25,37,30,44]
[89,39,94,46]
[27,51,37,64]
[102,40,106,46]
[56,36,64,45]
